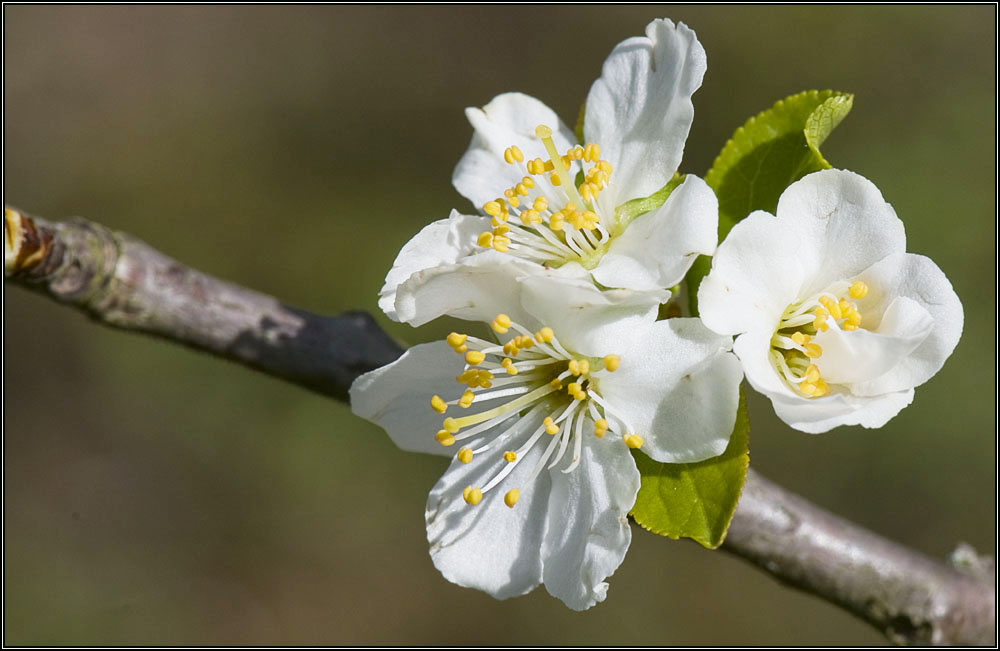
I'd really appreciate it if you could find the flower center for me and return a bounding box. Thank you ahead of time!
[475,124,616,269]
[770,280,869,398]
[430,313,639,508]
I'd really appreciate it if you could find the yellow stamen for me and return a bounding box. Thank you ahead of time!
[805,364,821,384]
[462,486,483,505]
[504,489,520,508]
[594,419,608,438]
[491,313,512,333]
[602,355,620,372]
[447,332,467,349]
[804,343,823,358]
[465,350,486,366]
[445,382,558,433]
[436,430,456,446]
[483,201,503,217]
[431,395,448,414]
[624,434,644,449]
[544,417,559,435]
[459,390,475,408]
[535,124,587,207]
[503,451,517,463]
[577,359,590,374]
[849,281,868,299]
[568,360,581,375]
[819,295,843,320]
[477,232,493,248]
[457,447,474,464]
[790,332,811,345]
[535,327,554,343]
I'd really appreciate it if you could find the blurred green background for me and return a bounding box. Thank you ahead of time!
[3,5,995,645]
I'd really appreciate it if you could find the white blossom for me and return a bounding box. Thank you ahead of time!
[698,169,963,433]
[380,18,717,326]
[351,277,741,609]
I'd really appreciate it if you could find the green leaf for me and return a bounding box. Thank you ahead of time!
[614,173,684,230]
[686,90,853,315]
[631,388,750,549]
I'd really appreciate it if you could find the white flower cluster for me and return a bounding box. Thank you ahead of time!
[350,18,962,610]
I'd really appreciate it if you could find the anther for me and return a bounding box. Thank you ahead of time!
[544,417,559,435]
[483,201,503,217]
[465,350,486,366]
[624,434,644,449]
[462,486,483,505]
[443,418,460,434]
[436,430,456,446]
[431,395,448,414]
[504,489,520,508]
[477,232,493,248]
[535,327,554,343]
[804,343,823,358]
[491,313,512,334]
[602,355,620,372]
[503,451,517,463]
[849,281,868,299]
[459,390,475,408]
[457,447,474,464]
[594,419,609,438]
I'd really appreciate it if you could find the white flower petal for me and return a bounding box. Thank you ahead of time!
[850,252,963,395]
[378,210,492,321]
[591,175,718,291]
[541,435,639,610]
[426,409,551,601]
[813,297,933,387]
[599,318,742,463]
[584,19,706,205]
[452,92,577,210]
[732,331,801,398]
[770,387,915,434]
[698,210,806,336]
[393,252,540,327]
[349,342,464,457]
[518,274,666,357]
[777,169,906,295]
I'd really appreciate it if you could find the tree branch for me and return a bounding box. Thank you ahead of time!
[4,207,994,645]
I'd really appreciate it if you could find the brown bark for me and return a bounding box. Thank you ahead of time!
[4,207,994,645]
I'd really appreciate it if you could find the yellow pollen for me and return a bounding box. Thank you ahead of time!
[431,395,448,414]
[813,379,830,396]
[447,332,468,349]
[462,486,483,506]
[504,489,520,508]
[465,350,486,366]
[549,378,563,390]
[813,307,830,332]
[436,430,456,446]
[544,417,559,435]
[568,360,581,375]
[577,359,590,374]
[804,343,823,358]
[501,358,518,375]
[602,355,620,372]
[790,332,811,345]
[483,201,502,216]
[594,419,609,438]
[503,451,517,463]
[459,390,475,408]
[849,281,868,299]
[535,125,553,139]
[457,447,474,464]
[532,196,548,211]
[477,232,494,248]
[535,327,555,343]
[805,364,821,384]
[443,418,460,434]
[549,172,562,186]
[492,313,512,333]
[819,296,843,320]
[799,381,819,396]
[624,434,644,449]
[502,342,519,356]
[521,175,535,189]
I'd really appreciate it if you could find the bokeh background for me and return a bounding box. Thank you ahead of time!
[3,5,995,645]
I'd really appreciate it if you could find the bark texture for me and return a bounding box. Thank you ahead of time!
[4,207,994,645]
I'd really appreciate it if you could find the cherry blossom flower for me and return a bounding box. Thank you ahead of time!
[351,277,741,609]
[698,169,963,433]
[380,18,717,326]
